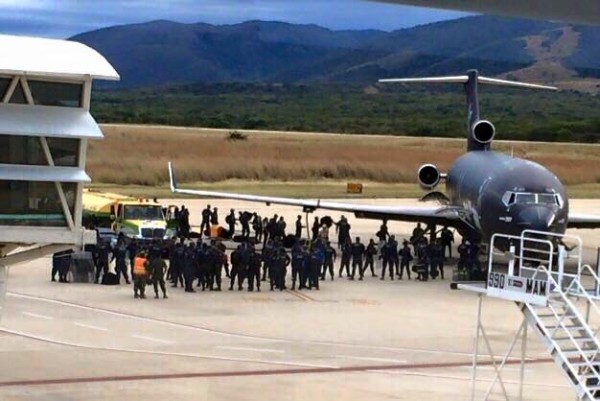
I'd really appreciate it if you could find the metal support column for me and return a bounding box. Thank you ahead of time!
[470,293,529,401]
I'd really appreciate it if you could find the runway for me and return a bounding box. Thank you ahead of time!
[2,197,599,400]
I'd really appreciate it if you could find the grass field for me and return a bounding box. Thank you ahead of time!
[87,124,600,198]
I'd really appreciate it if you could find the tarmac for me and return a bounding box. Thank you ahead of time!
[1,197,600,401]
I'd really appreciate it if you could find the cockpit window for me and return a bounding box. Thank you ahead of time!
[516,193,537,204]
[538,194,558,205]
[502,191,561,207]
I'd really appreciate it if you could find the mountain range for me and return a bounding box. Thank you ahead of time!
[70,16,600,90]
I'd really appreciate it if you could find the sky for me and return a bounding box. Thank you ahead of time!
[0,0,470,38]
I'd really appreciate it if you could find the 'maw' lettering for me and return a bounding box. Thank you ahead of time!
[526,279,547,295]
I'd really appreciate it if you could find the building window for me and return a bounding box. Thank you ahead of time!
[0,135,79,167]
[47,137,80,167]
[0,135,45,165]
[28,80,83,108]
[0,180,76,227]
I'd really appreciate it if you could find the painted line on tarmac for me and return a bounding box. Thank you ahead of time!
[215,346,284,354]
[335,355,407,364]
[0,327,338,370]
[21,312,53,320]
[365,370,569,389]
[0,354,555,387]
[8,292,285,342]
[131,334,173,345]
[74,322,109,332]
[284,289,310,301]
[461,365,536,373]
[294,290,316,302]
[6,292,546,360]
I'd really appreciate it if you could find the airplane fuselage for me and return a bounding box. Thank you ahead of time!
[446,151,568,246]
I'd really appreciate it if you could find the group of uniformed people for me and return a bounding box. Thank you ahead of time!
[168,238,229,292]
[60,202,480,299]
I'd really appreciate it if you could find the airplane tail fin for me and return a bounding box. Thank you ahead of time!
[379,70,558,152]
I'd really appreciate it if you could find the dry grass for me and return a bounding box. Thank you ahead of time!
[88,124,600,192]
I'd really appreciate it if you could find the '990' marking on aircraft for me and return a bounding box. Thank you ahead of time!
[168,69,600,250]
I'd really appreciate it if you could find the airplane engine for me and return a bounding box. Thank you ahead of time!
[417,163,443,190]
[472,120,496,144]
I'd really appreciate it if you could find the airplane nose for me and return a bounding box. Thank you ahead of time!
[516,206,556,232]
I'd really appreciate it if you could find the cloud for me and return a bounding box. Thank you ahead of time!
[0,0,470,38]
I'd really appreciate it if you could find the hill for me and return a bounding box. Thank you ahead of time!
[71,16,600,89]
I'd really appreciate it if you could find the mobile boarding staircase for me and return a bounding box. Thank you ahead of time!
[461,229,600,401]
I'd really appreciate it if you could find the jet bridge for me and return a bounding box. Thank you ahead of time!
[0,34,119,313]
[459,229,600,401]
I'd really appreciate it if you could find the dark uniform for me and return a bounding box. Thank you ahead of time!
[339,239,351,277]
[149,256,168,298]
[363,240,377,278]
[291,243,304,290]
[195,243,209,290]
[399,241,413,280]
[225,210,236,237]
[376,223,389,242]
[295,216,303,239]
[126,240,138,278]
[112,240,131,284]
[217,241,230,278]
[309,247,322,290]
[380,241,393,280]
[276,217,286,239]
[420,241,433,281]
[247,250,262,292]
[252,214,262,242]
[412,223,425,244]
[95,240,111,284]
[183,243,196,292]
[387,236,399,278]
[430,240,444,279]
[211,207,219,225]
[299,249,311,289]
[208,242,224,291]
[350,238,365,280]
[457,239,469,271]
[179,206,190,238]
[311,217,320,242]
[322,242,337,280]
[440,226,454,259]
[262,241,274,281]
[271,247,291,291]
[336,217,351,249]
[201,205,212,235]
[230,245,247,291]
[170,242,185,287]
[240,212,252,238]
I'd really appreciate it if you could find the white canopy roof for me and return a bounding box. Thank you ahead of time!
[0,164,91,183]
[0,104,103,139]
[0,34,119,81]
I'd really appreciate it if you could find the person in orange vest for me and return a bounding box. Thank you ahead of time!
[132,251,149,299]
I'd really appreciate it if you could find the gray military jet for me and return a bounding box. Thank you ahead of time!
[168,70,600,248]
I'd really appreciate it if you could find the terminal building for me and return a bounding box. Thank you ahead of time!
[0,34,119,291]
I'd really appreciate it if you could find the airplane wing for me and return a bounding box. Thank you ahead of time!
[168,163,467,228]
[567,213,600,229]
[371,0,600,25]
